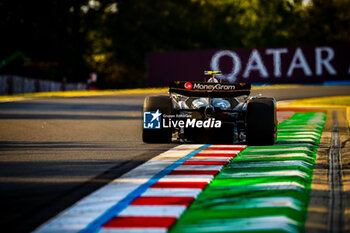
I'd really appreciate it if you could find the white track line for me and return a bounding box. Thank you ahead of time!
[100,229,167,233]
[33,144,245,233]
[159,175,214,183]
[32,145,200,232]
[173,165,224,171]
[141,188,203,197]
[118,205,186,217]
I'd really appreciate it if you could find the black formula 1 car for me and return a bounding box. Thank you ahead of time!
[142,71,277,145]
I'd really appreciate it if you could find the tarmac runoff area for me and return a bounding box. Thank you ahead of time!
[32,96,350,233]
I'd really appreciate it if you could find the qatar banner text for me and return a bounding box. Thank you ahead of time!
[147,46,350,86]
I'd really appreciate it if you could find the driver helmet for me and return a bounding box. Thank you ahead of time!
[208,77,219,83]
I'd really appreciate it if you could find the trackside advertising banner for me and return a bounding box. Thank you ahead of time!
[147,46,350,86]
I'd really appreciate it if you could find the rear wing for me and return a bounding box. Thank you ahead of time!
[169,81,251,98]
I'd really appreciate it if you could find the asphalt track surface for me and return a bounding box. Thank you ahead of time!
[0,85,349,232]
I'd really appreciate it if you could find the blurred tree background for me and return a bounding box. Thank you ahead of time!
[0,0,349,88]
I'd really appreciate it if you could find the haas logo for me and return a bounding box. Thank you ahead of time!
[184,82,193,90]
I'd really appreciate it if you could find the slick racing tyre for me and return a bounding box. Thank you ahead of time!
[246,97,277,146]
[142,95,173,143]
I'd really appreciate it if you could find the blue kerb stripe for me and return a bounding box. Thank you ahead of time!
[80,144,211,233]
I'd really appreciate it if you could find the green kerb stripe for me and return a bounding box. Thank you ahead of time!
[169,112,326,233]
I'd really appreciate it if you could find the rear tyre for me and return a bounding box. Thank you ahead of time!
[142,96,173,143]
[246,97,277,146]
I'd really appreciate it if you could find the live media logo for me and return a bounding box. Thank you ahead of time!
[143,110,162,129]
[144,109,222,129]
